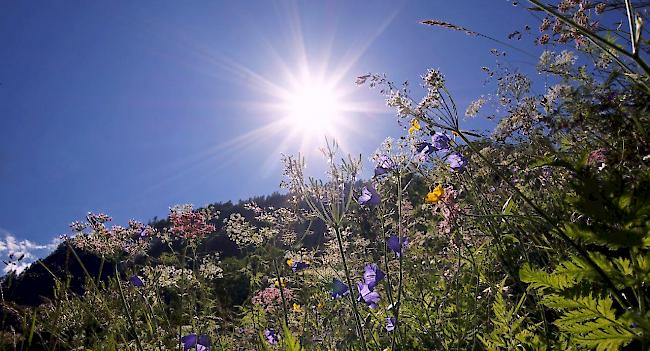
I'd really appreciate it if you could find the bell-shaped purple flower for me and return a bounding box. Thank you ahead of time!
[447,152,467,171]
[357,282,380,309]
[374,155,395,177]
[129,275,144,287]
[363,264,385,290]
[432,132,450,151]
[358,184,380,206]
[331,278,350,298]
[386,317,396,332]
[291,261,310,272]
[181,334,210,351]
[264,329,279,345]
[387,235,409,257]
[415,142,434,162]
[416,142,434,155]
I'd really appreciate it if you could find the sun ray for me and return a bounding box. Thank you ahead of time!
[135,2,398,177]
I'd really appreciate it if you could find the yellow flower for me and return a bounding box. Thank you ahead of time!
[273,277,287,288]
[286,258,294,267]
[425,185,445,204]
[408,118,421,134]
[316,301,324,310]
[292,303,302,313]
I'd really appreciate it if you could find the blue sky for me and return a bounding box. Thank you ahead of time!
[0,1,539,270]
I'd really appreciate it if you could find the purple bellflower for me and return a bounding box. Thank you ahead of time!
[357,282,380,309]
[432,132,450,151]
[358,184,380,206]
[387,235,409,257]
[180,334,210,351]
[291,261,309,272]
[331,278,350,298]
[447,152,468,171]
[264,329,279,345]
[363,264,385,290]
[386,317,396,332]
[129,275,144,287]
[374,155,395,177]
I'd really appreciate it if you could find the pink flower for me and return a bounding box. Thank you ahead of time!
[170,207,215,240]
[251,287,294,312]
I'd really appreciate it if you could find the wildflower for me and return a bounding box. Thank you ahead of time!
[252,287,295,312]
[587,148,607,169]
[273,277,287,288]
[447,152,467,171]
[170,205,215,240]
[425,185,445,204]
[291,260,310,272]
[358,184,381,206]
[180,334,211,351]
[357,282,380,309]
[69,221,87,232]
[86,212,111,226]
[355,74,371,85]
[432,132,450,151]
[316,301,324,310]
[139,227,150,238]
[416,142,434,156]
[465,97,486,118]
[423,68,445,89]
[331,278,350,298]
[437,186,460,234]
[415,142,434,163]
[374,155,395,177]
[387,235,408,257]
[408,118,421,134]
[292,303,302,313]
[386,317,396,332]
[129,275,144,287]
[539,34,550,45]
[264,329,279,345]
[363,264,385,290]
[540,17,550,32]
[286,258,294,267]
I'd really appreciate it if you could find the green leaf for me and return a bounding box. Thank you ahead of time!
[282,324,302,351]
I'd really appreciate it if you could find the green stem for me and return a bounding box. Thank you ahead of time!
[333,223,368,351]
[273,259,290,328]
[394,173,405,346]
[115,264,144,351]
[178,244,188,351]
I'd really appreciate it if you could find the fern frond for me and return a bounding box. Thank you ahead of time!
[540,294,636,350]
[520,264,577,291]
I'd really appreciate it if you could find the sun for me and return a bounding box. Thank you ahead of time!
[280,74,343,137]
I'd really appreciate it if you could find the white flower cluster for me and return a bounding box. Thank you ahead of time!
[538,50,577,75]
[493,97,542,140]
[386,90,413,117]
[223,213,266,248]
[199,254,224,280]
[142,264,193,288]
[542,84,573,112]
[465,97,487,117]
[422,68,445,90]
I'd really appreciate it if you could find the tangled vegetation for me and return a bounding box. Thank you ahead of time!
[1,1,650,350]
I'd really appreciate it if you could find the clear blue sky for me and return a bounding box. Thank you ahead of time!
[0,1,539,264]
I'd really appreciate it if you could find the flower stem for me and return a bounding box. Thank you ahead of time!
[333,223,368,351]
[115,264,145,351]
